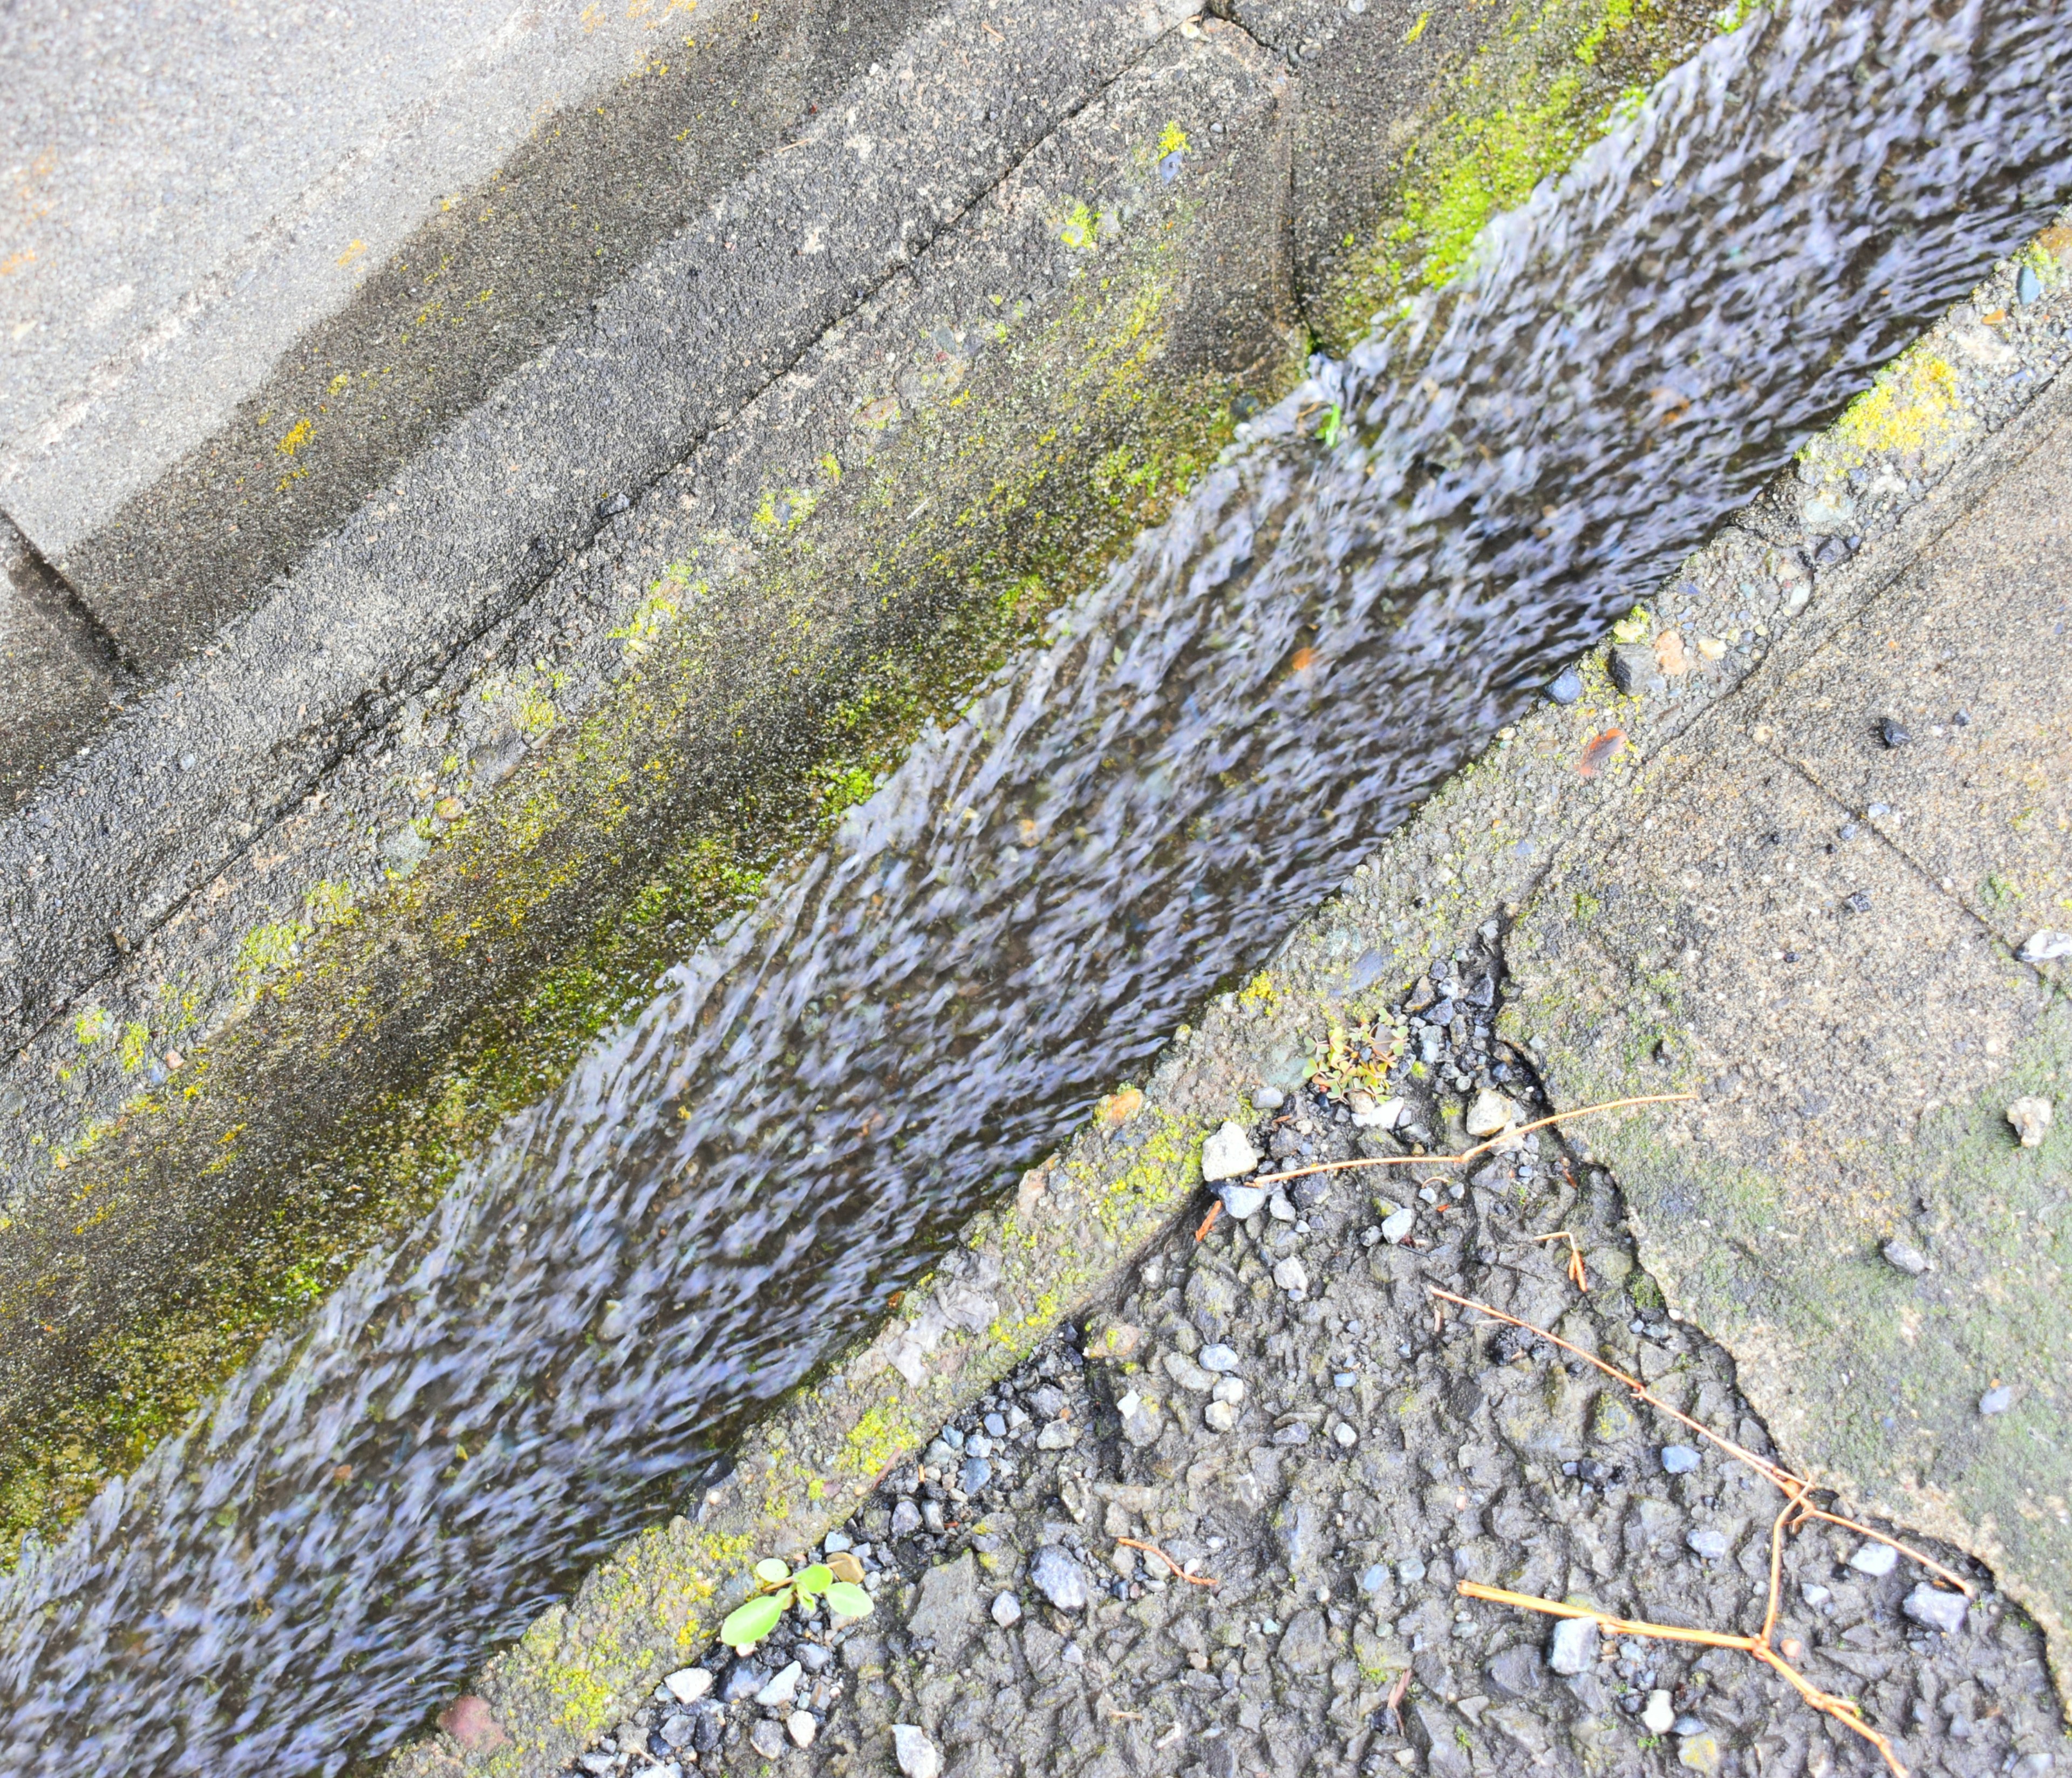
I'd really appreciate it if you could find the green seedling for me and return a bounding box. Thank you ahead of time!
[718,1557,875,1653]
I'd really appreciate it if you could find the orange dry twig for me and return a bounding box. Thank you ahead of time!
[1455,1583,1905,1774]
[1440,1290,1977,1778]
[1532,1228,1590,1291]
[1194,1201,1223,1242]
[1116,1537,1217,1588]
[1255,1092,1696,1191]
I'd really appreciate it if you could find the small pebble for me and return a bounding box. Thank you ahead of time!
[1903,1584,1969,1636]
[892,1724,943,1778]
[991,1591,1022,1628]
[1272,1257,1309,1295]
[1029,1545,1091,1611]
[1198,1344,1239,1373]
[754,1661,801,1708]
[663,1668,712,1704]
[1204,1400,1239,1432]
[1643,1690,1675,1734]
[1661,1444,1701,1474]
[2016,930,2072,963]
[1882,1239,1928,1276]
[2006,1096,2052,1148]
[1848,1541,1898,1578]
[787,1709,817,1748]
[1673,1714,1709,1736]
[1687,1528,1730,1559]
[1397,1555,1427,1585]
[1332,1422,1357,1448]
[1267,1191,1297,1223]
[1380,1206,1416,1244]
[1877,716,1912,747]
[1218,1182,1267,1221]
[1201,1121,1262,1181]
[1980,1384,2016,1415]
[2017,263,2043,305]
[1546,666,1585,705]
[1548,1617,1597,1675]
[749,1720,788,1760]
[1253,1086,1286,1109]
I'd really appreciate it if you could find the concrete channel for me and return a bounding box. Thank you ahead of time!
[377,226,2072,1776]
[2,2,2068,1774]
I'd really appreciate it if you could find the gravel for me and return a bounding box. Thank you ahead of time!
[553,928,2062,1778]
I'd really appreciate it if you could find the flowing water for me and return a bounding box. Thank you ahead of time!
[6,0,2071,1769]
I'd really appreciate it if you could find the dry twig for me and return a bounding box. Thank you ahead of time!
[1436,1289,1974,1777]
[1532,1228,1589,1291]
[1116,1537,1217,1587]
[1254,1092,1696,1192]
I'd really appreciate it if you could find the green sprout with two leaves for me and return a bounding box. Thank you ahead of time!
[719,1554,875,1653]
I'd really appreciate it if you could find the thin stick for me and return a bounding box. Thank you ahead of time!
[1194,1201,1222,1242]
[1430,1287,1974,1596]
[1457,1584,1905,1776]
[1255,1093,1695,1189]
[1117,1537,1217,1587]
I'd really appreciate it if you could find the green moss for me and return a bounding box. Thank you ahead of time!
[1315,0,1739,352]
[0,144,1302,1563]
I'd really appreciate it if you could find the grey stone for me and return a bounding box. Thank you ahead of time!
[1463,1088,1516,1137]
[1116,1390,1160,1448]
[1218,1183,1267,1221]
[1642,1689,1675,1733]
[1272,1256,1310,1295]
[1028,1545,1091,1611]
[1546,666,1585,705]
[1201,1121,1262,1181]
[1847,1541,1898,1578]
[1204,1400,1239,1433]
[1381,1206,1416,1244]
[1253,1087,1286,1109]
[958,1455,992,1493]
[754,1660,802,1707]
[1882,1239,1928,1276]
[908,1553,982,1657]
[892,1725,943,1778]
[1487,1642,1544,1697]
[1686,1527,1730,1559]
[1981,1385,2017,1415]
[1275,1608,1330,1674]
[1396,1555,1427,1586]
[1163,1351,1216,1392]
[1548,1616,1598,1675]
[662,1668,712,1704]
[1661,1444,1701,1474]
[786,1711,817,1749]
[1903,1584,1969,1635]
[991,1590,1022,1628]
[1610,643,1666,698]
[890,1499,924,1538]
[2017,930,2072,963]
[1198,1344,1240,1373]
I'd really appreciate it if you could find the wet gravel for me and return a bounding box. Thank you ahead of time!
[564,932,2064,1778]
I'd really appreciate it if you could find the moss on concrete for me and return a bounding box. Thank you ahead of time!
[1311,0,1742,353]
[0,40,1303,1564]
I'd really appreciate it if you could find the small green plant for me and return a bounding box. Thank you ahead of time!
[1316,404,1344,448]
[718,1557,874,1653]
[1309,1018,1402,1101]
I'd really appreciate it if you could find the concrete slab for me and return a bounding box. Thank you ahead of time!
[1513,382,2072,1692]
[1771,404,2072,958]
[0,0,753,567]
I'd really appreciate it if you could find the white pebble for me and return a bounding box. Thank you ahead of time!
[787,1711,817,1749]
[1201,1121,1262,1181]
[893,1725,943,1778]
[662,1668,712,1704]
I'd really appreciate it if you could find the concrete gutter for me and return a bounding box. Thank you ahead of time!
[376,210,2072,1774]
[0,0,1706,1551]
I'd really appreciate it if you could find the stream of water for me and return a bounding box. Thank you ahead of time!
[5,0,2070,1769]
